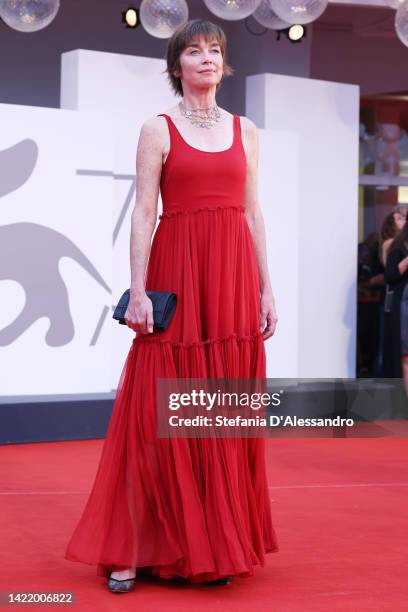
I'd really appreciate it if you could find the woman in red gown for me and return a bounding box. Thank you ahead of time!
[65,18,279,591]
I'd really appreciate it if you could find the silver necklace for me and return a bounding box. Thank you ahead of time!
[178,100,221,129]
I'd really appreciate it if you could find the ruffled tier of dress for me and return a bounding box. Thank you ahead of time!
[65,329,279,582]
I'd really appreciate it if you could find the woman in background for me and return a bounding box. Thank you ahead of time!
[373,210,406,377]
[379,210,406,267]
[382,220,408,394]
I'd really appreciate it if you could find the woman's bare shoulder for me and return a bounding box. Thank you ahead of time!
[239,115,258,142]
[135,115,171,167]
[140,108,180,145]
[239,115,256,129]
[382,238,393,257]
[138,112,175,149]
[141,113,169,133]
[238,116,258,157]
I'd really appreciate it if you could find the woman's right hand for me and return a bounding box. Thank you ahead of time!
[124,291,154,334]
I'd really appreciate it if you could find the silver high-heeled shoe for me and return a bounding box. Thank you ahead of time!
[107,573,136,593]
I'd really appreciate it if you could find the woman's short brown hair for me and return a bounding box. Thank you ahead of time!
[164,19,234,97]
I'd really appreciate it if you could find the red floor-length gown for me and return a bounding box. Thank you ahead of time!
[64,112,279,582]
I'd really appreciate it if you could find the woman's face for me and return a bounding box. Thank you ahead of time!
[176,36,224,92]
[394,212,406,230]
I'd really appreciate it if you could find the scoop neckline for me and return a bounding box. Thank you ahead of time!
[162,113,236,155]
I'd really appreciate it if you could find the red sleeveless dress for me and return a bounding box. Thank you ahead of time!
[64,112,279,582]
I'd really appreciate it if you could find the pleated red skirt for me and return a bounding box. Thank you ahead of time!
[64,112,279,582]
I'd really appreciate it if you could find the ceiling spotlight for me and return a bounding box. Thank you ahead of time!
[288,24,305,41]
[122,7,140,28]
[276,25,307,43]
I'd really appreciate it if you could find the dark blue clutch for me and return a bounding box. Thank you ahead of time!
[113,289,177,331]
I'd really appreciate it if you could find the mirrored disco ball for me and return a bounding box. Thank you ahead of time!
[269,0,328,25]
[203,0,263,21]
[253,0,290,29]
[0,0,60,33]
[139,0,189,39]
[395,1,408,48]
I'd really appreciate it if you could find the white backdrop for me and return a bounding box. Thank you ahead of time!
[0,104,114,395]
[247,74,359,377]
[0,49,359,397]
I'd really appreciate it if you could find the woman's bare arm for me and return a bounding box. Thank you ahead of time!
[241,117,272,294]
[129,118,163,293]
[241,116,278,339]
[125,118,164,334]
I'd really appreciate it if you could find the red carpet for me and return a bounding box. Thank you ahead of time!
[0,436,407,611]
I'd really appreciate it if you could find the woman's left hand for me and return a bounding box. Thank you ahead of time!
[259,289,278,340]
